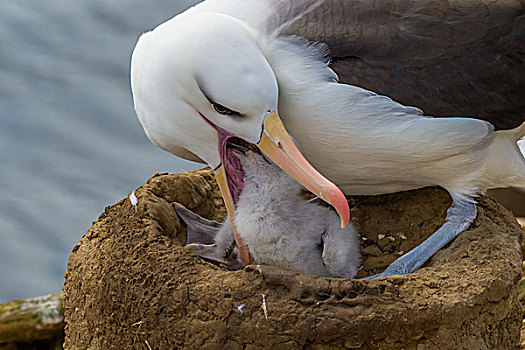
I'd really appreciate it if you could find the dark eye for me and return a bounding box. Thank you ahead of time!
[213,102,240,116]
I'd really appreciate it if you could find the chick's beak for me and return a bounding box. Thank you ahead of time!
[257,112,350,228]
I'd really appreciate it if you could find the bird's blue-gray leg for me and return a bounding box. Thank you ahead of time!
[363,195,477,280]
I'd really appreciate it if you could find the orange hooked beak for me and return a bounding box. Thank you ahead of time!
[257,113,349,228]
[214,112,350,266]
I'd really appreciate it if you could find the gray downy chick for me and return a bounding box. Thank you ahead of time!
[175,152,361,278]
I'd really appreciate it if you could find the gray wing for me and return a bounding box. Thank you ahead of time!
[173,202,242,269]
[278,0,525,130]
[173,202,220,245]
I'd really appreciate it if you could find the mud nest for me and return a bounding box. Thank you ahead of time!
[63,168,523,349]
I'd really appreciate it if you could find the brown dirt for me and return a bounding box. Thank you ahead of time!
[488,188,525,217]
[62,168,523,349]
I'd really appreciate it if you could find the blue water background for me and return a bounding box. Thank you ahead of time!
[0,0,202,302]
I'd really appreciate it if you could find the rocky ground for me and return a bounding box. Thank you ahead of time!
[0,294,64,349]
[59,169,522,349]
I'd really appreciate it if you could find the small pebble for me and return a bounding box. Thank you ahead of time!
[362,245,382,256]
[378,237,391,249]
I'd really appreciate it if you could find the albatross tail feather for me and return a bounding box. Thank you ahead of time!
[484,122,525,190]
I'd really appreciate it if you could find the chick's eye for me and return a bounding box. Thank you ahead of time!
[213,102,239,116]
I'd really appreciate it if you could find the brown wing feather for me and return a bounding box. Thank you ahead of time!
[280,0,525,129]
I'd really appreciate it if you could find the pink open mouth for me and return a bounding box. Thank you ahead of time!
[199,113,260,205]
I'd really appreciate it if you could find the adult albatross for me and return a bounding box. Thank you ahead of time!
[131,0,525,278]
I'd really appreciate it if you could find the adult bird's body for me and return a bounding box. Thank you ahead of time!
[131,0,525,278]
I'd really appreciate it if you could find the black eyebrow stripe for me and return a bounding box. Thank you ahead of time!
[196,76,242,116]
[196,77,214,104]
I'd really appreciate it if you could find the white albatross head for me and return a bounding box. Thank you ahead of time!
[130,10,349,264]
[131,11,277,167]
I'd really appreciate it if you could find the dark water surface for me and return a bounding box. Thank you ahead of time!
[0,0,202,302]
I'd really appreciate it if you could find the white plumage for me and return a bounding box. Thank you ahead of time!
[263,35,525,197]
[132,0,525,197]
